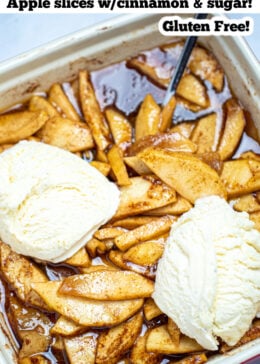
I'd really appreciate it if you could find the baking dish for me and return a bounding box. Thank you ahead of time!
[0,13,259,364]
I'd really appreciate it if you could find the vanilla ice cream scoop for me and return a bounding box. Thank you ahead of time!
[0,141,120,263]
[153,195,260,350]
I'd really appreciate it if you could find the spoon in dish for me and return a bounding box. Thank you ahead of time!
[163,13,208,107]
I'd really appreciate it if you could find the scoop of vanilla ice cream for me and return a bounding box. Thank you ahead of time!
[153,195,260,351]
[0,141,120,263]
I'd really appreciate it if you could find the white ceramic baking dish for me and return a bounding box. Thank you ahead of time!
[0,13,259,364]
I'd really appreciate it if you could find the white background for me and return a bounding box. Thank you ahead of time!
[0,14,259,62]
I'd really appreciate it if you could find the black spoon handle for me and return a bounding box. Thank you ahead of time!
[163,13,208,106]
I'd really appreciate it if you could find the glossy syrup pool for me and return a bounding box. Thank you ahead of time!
[90,46,259,153]
[0,41,259,363]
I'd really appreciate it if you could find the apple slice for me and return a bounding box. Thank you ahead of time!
[59,270,154,300]
[218,99,245,160]
[138,148,227,203]
[32,281,143,327]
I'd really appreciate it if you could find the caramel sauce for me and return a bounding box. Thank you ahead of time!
[90,47,260,156]
[91,61,165,116]
[44,263,79,281]
[0,41,259,363]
